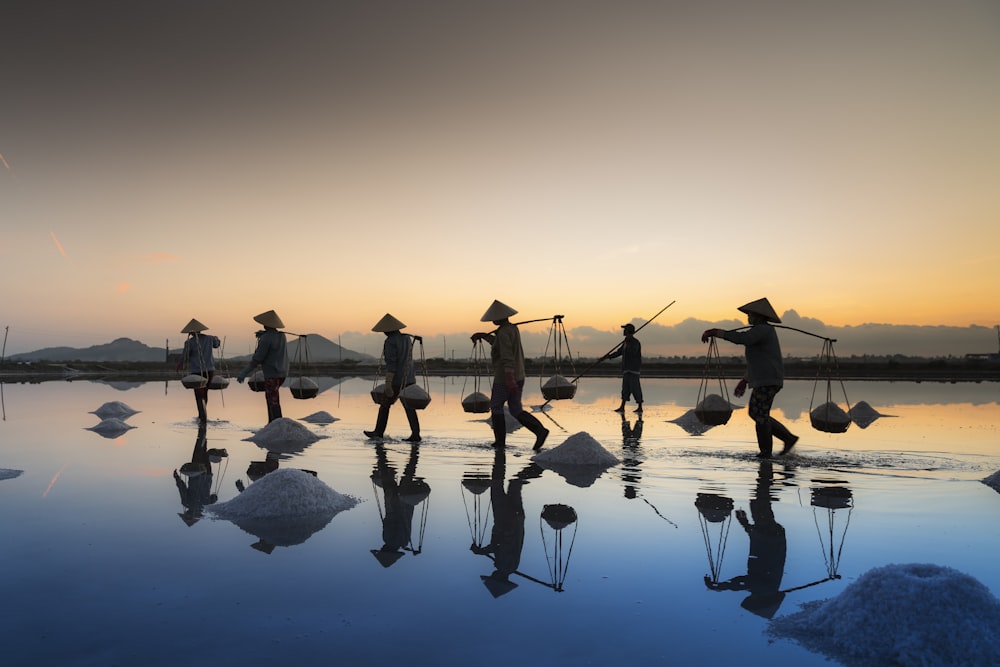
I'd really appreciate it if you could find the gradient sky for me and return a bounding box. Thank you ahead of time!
[1,1,998,358]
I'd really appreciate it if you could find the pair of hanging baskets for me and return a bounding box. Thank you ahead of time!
[371,335,433,410]
[540,316,578,401]
[462,339,492,413]
[809,339,852,433]
[695,338,733,426]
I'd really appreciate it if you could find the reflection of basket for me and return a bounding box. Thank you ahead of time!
[811,486,853,509]
[207,375,230,390]
[399,384,432,410]
[182,374,208,389]
[541,375,577,400]
[288,377,319,399]
[462,391,491,413]
[248,370,266,392]
[695,394,732,426]
[810,401,851,433]
[695,493,734,523]
[541,503,578,530]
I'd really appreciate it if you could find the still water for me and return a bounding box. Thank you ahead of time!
[1,376,998,666]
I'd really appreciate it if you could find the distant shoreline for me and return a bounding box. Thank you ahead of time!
[2,358,997,383]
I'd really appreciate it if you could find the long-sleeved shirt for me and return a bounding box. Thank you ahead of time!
[608,337,641,374]
[721,324,783,388]
[182,333,220,373]
[491,322,526,382]
[250,328,289,378]
[382,331,416,386]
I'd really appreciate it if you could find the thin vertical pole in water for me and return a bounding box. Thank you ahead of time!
[1,325,8,363]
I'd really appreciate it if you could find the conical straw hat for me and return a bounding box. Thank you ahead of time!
[480,300,518,322]
[372,313,406,332]
[738,298,780,323]
[253,310,285,328]
[181,318,208,333]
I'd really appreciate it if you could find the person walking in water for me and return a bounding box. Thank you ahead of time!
[608,322,643,413]
[702,298,798,458]
[364,313,421,443]
[178,318,220,423]
[237,310,289,423]
[471,299,549,451]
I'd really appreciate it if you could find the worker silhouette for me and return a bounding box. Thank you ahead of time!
[705,459,788,618]
[620,414,644,500]
[472,447,528,597]
[173,423,218,525]
[370,440,429,567]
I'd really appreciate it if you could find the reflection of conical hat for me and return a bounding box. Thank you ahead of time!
[372,313,406,332]
[253,310,285,328]
[738,298,780,323]
[181,318,208,333]
[480,573,518,597]
[480,300,518,322]
[371,548,405,568]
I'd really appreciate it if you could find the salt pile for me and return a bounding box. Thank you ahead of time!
[1,469,23,481]
[244,417,324,452]
[91,401,139,419]
[87,418,136,437]
[982,470,1000,493]
[695,393,733,425]
[210,469,359,548]
[532,432,620,466]
[301,410,338,425]
[768,563,1000,666]
[810,401,852,433]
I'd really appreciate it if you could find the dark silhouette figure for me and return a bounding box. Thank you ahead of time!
[705,459,788,618]
[620,414,644,500]
[370,440,430,567]
[608,322,643,413]
[365,313,421,442]
[173,424,217,525]
[177,318,220,423]
[472,447,527,596]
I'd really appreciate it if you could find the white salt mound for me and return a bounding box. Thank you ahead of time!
[810,401,852,432]
[87,418,136,436]
[768,563,1000,666]
[532,432,620,466]
[210,468,358,521]
[301,410,338,425]
[697,394,731,411]
[245,417,323,447]
[91,401,139,419]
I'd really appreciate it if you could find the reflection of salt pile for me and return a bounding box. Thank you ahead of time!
[210,469,359,548]
[669,409,717,436]
[91,401,139,419]
[301,411,338,425]
[810,401,851,433]
[244,417,324,453]
[1,469,24,481]
[982,470,1000,493]
[769,563,1000,665]
[848,400,892,429]
[87,418,136,437]
[533,432,620,466]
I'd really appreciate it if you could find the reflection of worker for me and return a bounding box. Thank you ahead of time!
[178,318,221,423]
[470,300,549,450]
[608,323,643,413]
[620,414,644,500]
[370,441,429,567]
[472,447,526,597]
[237,310,289,423]
[702,298,798,458]
[173,424,217,525]
[365,313,421,442]
[705,459,787,618]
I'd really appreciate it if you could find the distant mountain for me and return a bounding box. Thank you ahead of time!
[230,333,376,363]
[8,333,374,364]
[9,338,167,362]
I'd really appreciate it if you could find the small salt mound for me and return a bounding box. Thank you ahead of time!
[0,469,24,481]
[982,470,1000,493]
[532,432,620,466]
[91,401,139,420]
[768,563,1000,665]
[244,417,323,453]
[301,410,338,425]
[210,469,359,547]
[810,401,852,433]
[87,418,136,438]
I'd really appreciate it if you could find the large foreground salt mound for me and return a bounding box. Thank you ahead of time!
[244,417,324,452]
[768,563,1000,666]
[532,432,620,466]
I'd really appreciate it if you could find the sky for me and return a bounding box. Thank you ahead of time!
[1,1,998,359]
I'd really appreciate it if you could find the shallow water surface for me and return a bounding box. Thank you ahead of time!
[1,376,998,666]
